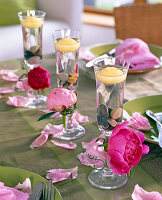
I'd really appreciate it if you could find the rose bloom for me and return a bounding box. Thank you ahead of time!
[108,121,149,175]
[46,88,77,112]
[28,66,50,90]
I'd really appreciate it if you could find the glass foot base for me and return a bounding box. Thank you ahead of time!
[55,125,85,140]
[25,95,46,109]
[88,168,128,189]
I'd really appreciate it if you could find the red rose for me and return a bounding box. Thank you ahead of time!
[28,66,50,90]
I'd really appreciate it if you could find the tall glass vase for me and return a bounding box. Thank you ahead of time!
[88,56,130,189]
[53,29,85,140]
[18,10,46,69]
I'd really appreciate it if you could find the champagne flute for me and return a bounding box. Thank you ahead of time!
[53,29,85,140]
[88,56,130,189]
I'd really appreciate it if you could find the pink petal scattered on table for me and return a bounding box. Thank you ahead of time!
[0,182,4,187]
[129,112,152,131]
[30,124,64,149]
[0,69,17,75]
[68,116,79,127]
[6,96,32,107]
[42,123,64,137]
[0,94,3,99]
[0,188,16,200]
[16,78,35,98]
[72,111,89,123]
[30,132,49,149]
[78,152,104,168]
[7,188,29,200]
[51,140,77,149]
[46,167,78,183]
[86,142,110,161]
[30,112,88,149]
[0,87,15,94]
[0,182,29,200]
[2,71,19,82]
[132,184,162,200]
[82,134,105,149]
[16,81,25,92]
[15,178,31,195]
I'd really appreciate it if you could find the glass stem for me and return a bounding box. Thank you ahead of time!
[66,113,74,132]
[62,114,66,130]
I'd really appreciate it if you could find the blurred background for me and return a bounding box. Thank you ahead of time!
[0,0,162,61]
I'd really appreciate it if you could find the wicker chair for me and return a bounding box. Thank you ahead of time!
[114,3,162,46]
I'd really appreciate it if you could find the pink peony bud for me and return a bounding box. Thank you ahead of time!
[46,88,77,112]
[28,66,50,90]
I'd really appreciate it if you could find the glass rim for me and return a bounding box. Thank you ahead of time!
[52,28,81,39]
[93,56,130,68]
[18,10,46,18]
[94,56,130,77]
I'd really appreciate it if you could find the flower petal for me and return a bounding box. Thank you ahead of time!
[110,159,130,175]
[108,131,127,156]
[78,152,104,168]
[0,69,17,75]
[0,87,15,94]
[30,132,49,149]
[15,178,31,195]
[42,124,64,137]
[51,140,77,149]
[46,167,78,183]
[142,144,150,155]
[82,134,105,149]
[6,96,32,107]
[110,121,129,138]
[86,142,109,161]
[108,149,129,171]
[2,72,19,82]
[72,111,89,123]
[129,112,152,131]
[132,184,162,200]
[0,188,16,200]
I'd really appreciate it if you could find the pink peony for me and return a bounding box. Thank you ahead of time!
[46,88,77,112]
[28,66,50,90]
[108,121,149,175]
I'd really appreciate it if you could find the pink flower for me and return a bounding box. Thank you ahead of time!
[28,66,50,90]
[46,88,77,112]
[108,121,149,175]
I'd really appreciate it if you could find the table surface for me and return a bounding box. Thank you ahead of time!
[0,54,162,200]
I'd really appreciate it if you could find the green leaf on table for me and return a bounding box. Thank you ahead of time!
[38,112,56,121]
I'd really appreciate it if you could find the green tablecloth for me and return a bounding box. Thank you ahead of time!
[0,54,162,200]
